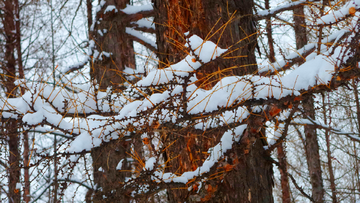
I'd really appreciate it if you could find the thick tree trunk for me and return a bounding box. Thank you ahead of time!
[90,141,132,202]
[90,0,136,91]
[88,0,136,202]
[154,0,273,202]
[153,0,258,85]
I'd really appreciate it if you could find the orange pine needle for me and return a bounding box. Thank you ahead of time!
[349,7,356,16]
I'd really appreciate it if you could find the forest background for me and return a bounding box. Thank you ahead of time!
[0,0,360,202]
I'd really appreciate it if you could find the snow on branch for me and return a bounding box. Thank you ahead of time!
[122,125,247,195]
[2,16,360,196]
[292,117,360,142]
[2,27,358,155]
[259,29,349,74]
[316,0,360,25]
[256,0,314,20]
[153,125,246,183]
[125,27,157,52]
[120,4,153,15]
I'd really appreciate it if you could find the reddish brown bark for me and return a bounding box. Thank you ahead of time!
[153,0,258,89]
[277,144,291,203]
[153,1,273,202]
[86,0,93,38]
[264,0,291,201]
[15,1,30,201]
[265,0,275,63]
[89,141,132,202]
[303,97,324,203]
[3,1,21,202]
[293,4,324,203]
[293,6,307,50]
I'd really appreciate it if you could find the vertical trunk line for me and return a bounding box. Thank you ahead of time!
[303,96,324,203]
[3,1,21,202]
[87,0,93,38]
[14,0,30,202]
[277,144,291,203]
[267,0,290,201]
[322,93,337,203]
[352,80,360,194]
[293,3,324,202]
[89,0,136,201]
[50,1,58,201]
[265,0,275,63]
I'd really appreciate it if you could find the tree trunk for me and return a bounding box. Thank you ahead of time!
[153,0,273,202]
[264,0,291,201]
[277,144,291,203]
[293,4,324,202]
[3,1,21,202]
[88,0,136,202]
[90,141,132,202]
[90,0,136,91]
[153,0,258,76]
[322,93,337,203]
[303,97,324,203]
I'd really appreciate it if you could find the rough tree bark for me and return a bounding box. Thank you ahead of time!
[293,4,324,203]
[87,0,135,202]
[90,0,136,91]
[153,0,273,202]
[2,0,21,202]
[153,0,258,82]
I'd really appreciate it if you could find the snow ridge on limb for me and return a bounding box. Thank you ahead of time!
[316,0,360,25]
[120,4,153,14]
[121,125,247,196]
[151,125,247,184]
[62,2,154,75]
[256,0,315,20]
[122,27,360,193]
[2,26,360,153]
[258,29,348,75]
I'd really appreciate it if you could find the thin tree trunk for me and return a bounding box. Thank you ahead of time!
[3,1,21,202]
[14,1,30,201]
[322,93,337,203]
[352,79,360,194]
[265,0,275,63]
[277,144,291,203]
[266,0,291,200]
[293,4,324,202]
[87,0,93,38]
[22,132,30,203]
[303,96,324,203]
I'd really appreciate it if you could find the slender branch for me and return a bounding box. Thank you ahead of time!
[269,157,315,202]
